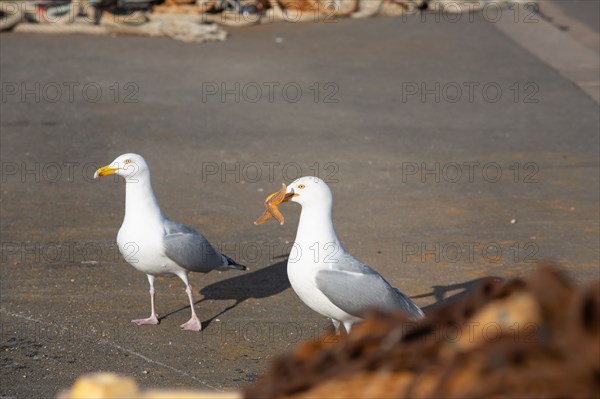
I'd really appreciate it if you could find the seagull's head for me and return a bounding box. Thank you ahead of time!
[284,176,333,209]
[94,153,150,182]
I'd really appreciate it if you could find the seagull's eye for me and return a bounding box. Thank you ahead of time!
[298,184,306,189]
[124,159,132,164]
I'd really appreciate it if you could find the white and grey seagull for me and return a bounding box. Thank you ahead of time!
[94,153,246,331]
[273,176,424,334]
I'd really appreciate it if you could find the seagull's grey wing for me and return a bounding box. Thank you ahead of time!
[316,255,424,319]
[162,219,224,273]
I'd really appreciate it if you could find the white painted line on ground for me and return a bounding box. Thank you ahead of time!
[494,5,600,103]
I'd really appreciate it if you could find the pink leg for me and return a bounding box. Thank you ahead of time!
[132,275,159,326]
[177,273,202,331]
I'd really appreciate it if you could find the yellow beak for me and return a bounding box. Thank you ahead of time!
[94,165,118,179]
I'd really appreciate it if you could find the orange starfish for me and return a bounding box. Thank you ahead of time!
[254,183,289,226]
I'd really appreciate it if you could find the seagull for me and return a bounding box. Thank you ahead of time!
[276,176,424,334]
[94,153,246,331]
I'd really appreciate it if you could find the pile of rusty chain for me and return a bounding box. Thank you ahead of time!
[244,265,600,399]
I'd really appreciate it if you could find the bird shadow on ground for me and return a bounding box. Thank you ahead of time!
[412,276,504,313]
[159,259,290,328]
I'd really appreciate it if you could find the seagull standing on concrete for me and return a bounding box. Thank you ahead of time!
[95,153,246,331]
[277,176,424,334]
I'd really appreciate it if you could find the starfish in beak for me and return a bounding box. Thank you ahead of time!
[254,183,295,225]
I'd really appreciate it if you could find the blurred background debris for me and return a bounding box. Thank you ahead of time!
[0,0,529,41]
[245,265,600,399]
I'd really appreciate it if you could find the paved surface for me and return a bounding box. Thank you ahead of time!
[1,7,599,398]
[548,0,600,33]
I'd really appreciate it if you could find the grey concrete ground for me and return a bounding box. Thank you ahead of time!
[541,0,600,56]
[548,0,599,33]
[1,6,599,398]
